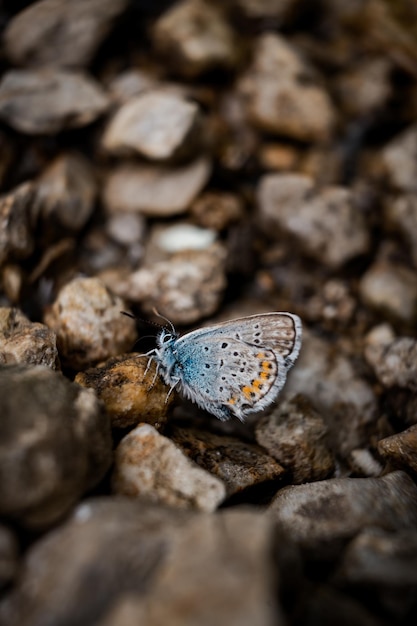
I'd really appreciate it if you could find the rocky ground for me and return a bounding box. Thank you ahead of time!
[1,1,417,625]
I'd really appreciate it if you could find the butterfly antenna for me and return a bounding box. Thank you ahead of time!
[152,307,176,334]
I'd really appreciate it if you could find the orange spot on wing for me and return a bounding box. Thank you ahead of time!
[228,397,236,405]
[242,385,253,399]
[252,379,263,390]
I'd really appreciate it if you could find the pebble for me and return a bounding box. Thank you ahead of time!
[0,182,37,267]
[170,426,285,496]
[381,124,417,192]
[257,173,369,268]
[0,69,109,135]
[112,423,226,512]
[0,307,59,369]
[3,0,129,68]
[0,364,112,529]
[364,326,417,392]
[255,395,335,484]
[239,33,336,142]
[75,354,173,430]
[103,156,211,217]
[102,90,202,160]
[378,425,417,474]
[151,0,238,77]
[384,193,417,267]
[44,277,136,369]
[107,69,157,104]
[335,57,392,117]
[190,191,244,230]
[270,471,417,550]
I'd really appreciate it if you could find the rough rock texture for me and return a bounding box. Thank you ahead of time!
[0,307,59,368]
[0,182,37,267]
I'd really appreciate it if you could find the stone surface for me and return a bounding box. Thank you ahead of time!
[112,423,226,512]
[378,425,417,474]
[257,173,369,268]
[255,395,335,484]
[364,328,417,392]
[0,307,59,369]
[3,0,129,68]
[190,191,244,230]
[44,277,136,369]
[75,353,173,430]
[152,0,238,78]
[0,498,280,626]
[0,182,37,268]
[239,33,336,142]
[0,69,109,135]
[336,57,392,117]
[36,152,97,233]
[382,124,417,192]
[270,472,417,549]
[103,156,211,217]
[0,364,112,529]
[385,193,417,267]
[170,426,285,496]
[0,525,18,590]
[102,91,202,160]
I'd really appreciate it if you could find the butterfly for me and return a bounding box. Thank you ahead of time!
[147,312,302,421]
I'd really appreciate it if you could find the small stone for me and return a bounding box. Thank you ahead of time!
[103,156,211,217]
[149,222,217,255]
[0,307,59,369]
[239,33,336,142]
[111,245,226,325]
[0,69,109,135]
[102,90,202,160]
[44,277,136,369]
[0,364,112,529]
[270,471,417,549]
[170,426,285,496]
[348,449,383,477]
[378,425,417,474]
[305,279,356,327]
[359,260,417,325]
[106,212,146,247]
[255,395,335,484]
[381,124,417,192]
[0,524,18,589]
[257,173,369,268]
[75,354,173,430]
[152,0,238,78]
[385,193,417,267]
[0,265,24,304]
[36,152,97,234]
[335,57,392,117]
[112,423,226,512]
[365,328,417,392]
[107,69,157,104]
[234,0,298,21]
[3,0,129,68]
[0,182,37,268]
[190,191,244,230]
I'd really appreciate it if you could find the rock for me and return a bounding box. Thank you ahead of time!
[283,332,377,458]
[0,307,59,369]
[75,354,173,430]
[239,33,336,142]
[151,0,238,78]
[0,525,18,590]
[0,264,24,304]
[348,449,383,477]
[359,259,417,325]
[0,364,112,529]
[107,69,157,104]
[233,0,299,21]
[3,0,129,68]
[170,426,285,496]
[381,124,417,192]
[190,191,244,230]
[385,193,417,267]
[255,395,335,484]
[364,328,417,392]
[106,212,145,247]
[270,472,417,550]
[36,152,97,234]
[0,69,109,135]
[102,91,202,160]
[0,498,280,626]
[44,277,137,369]
[103,156,211,217]
[305,278,356,328]
[257,173,369,268]
[108,245,226,325]
[378,425,417,474]
[335,57,392,117]
[112,423,226,512]
[0,182,37,268]
[145,222,217,260]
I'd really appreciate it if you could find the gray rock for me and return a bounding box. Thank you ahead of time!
[364,327,417,392]
[0,182,37,268]
[103,156,211,217]
[255,395,335,484]
[239,33,336,142]
[0,525,18,590]
[378,425,417,474]
[257,173,369,268]
[0,307,59,369]
[102,91,202,160]
[0,498,281,626]
[171,426,285,496]
[382,124,417,192]
[112,424,226,512]
[0,69,109,135]
[151,0,238,78]
[44,276,137,369]
[0,365,112,529]
[270,472,417,548]
[385,193,417,267]
[335,57,392,117]
[3,0,129,68]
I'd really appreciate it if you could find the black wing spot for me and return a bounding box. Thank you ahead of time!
[222,342,228,349]
[219,386,223,392]
[221,376,226,380]
[240,367,244,372]
[254,339,260,344]
[232,373,237,377]
[204,346,209,352]
[205,363,210,369]
[233,351,239,356]
[255,331,261,336]
[220,359,224,367]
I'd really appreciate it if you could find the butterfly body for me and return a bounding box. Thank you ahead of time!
[151,312,302,421]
